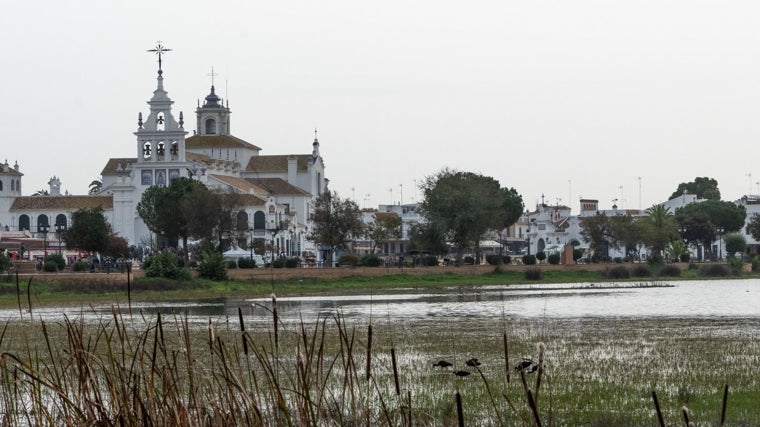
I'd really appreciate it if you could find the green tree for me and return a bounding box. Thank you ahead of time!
[408,222,449,256]
[675,200,746,259]
[579,213,612,258]
[746,213,760,242]
[642,204,679,259]
[724,233,747,258]
[419,169,523,263]
[63,207,112,254]
[310,191,364,266]
[0,252,11,272]
[669,177,720,201]
[103,234,130,259]
[367,213,402,254]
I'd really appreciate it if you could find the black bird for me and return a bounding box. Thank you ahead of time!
[528,363,540,373]
[453,370,471,377]
[514,359,534,372]
[433,360,453,368]
[465,358,481,367]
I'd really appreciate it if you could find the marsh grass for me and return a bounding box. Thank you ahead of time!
[0,304,758,426]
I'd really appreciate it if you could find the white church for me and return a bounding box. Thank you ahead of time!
[0,46,328,261]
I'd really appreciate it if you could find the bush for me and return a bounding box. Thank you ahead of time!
[630,264,652,277]
[752,257,760,273]
[338,254,359,267]
[463,256,475,265]
[72,260,87,272]
[522,254,537,265]
[647,255,664,267]
[524,267,543,280]
[420,255,439,266]
[699,264,731,277]
[485,254,502,265]
[285,257,300,268]
[503,255,511,265]
[535,252,546,263]
[613,257,623,264]
[361,254,382,267]
[573,249,584,262]
[43,260,59,272]
[603,266,629,279]
[45,253,66,271]
[272,258,286,268]
[197,252,229,281]
[226,260,238,269]
[0,253,10,272]
[547,253,560,265]
[727,257,744,275]
[658,264,681,277]
[143,253,189,280]
[237,258,256,269]
[679,253,690,263]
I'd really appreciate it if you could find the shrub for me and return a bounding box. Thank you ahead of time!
[535,252,546,263]
[573,249,584,262]
[547,253,560,265]
[503,255,511,265]
[361,254,382,267]
[45,253,66,271]
[420,255,439,266]
[226,260,238,269]
[197,252,228,281]
[463,256,475,265]
[285,257,300,268]
[752,257,760,273]
[485,254,502,265]
[237,258,256,269]
[522,254,537,265]
[630,264,652,277]
[603,266,629,279]
[72,260,87,272]
[272,258,286,268]
[658,264,681,277]
[143,253,189,280]
[613,257,623,264]
[679,253,690,263]
[43,260,59,272]
[524,267,543,280]
[338,254,359,267]
[647,255,664,267]
[0,253,10,272]
[727,257,744,275]
[699,264,731,277]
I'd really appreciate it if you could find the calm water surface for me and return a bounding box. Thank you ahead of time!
[4,279,758,325]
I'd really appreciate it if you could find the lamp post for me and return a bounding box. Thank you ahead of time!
[55,223,65,255]
[717,226,725,261]
[249,229,254,261]
[40,224,49,258]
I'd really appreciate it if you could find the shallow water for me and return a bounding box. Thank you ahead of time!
[4,279,759,327]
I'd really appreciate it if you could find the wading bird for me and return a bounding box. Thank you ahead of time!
[465,358,481,367]
[453,370,471,377]
[433,360,453,368]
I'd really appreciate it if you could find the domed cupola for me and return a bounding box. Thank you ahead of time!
[195,69,231,136]
[203,85,222,108]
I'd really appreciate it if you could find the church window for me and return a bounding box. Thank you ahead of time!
[55,214,67,230]
[18,215,30,231]
[141,170,153,186]
[156,170,166,186]
[157,141,166,157]
[236,211,249,231]
[170,141,178,156]
[205,118,217,135]
[157,113,165,131]
[143,142,152,159]
[16,180,20,193]
[0,180,3,191]
[37,214,50,232]
[11,179,14,191]
[253,211,266,230]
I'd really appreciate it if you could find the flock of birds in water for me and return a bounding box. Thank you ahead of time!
[432,357,540,377]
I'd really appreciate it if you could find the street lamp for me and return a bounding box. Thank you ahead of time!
[717,226,725,261]
[55,222,65,255]
[39,224,49,258]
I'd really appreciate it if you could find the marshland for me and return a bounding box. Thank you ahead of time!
[0,276,759,426]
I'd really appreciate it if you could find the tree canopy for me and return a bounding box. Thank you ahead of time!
[669,177,720,201]
[674,200,746,256]
[63,207,112,254]
[366,213,402,254]
[419,169,523,261]
[309,191,364,265]
[137,178,207,254]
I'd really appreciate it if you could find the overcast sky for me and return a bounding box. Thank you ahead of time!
[4,1,760,213]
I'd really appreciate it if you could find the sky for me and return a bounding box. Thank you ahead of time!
[4,1,760,214]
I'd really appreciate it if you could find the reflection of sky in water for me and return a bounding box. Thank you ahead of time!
[2,279,759,325]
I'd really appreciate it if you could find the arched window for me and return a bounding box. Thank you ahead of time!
[10,179,14,191]
[253,211,266,230]
[37,214,50,232]
[537,238,546,254]
[170,141,178,156]
[18,214,30,231]
[205,118,217,135]
[236,210,249,231]
[143,142,152,159]
[0,180,3,191]
[55,214,67,230]
[157,141,166,157]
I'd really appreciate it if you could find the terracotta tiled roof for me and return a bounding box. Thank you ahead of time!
[186,135,261,150]
[10,195,113,211]
[209,174,258,193]
[245,155,311,173]
[101,158,137,175]
[236,193,268,206]
[246,178,311,196]
[186,152,213,162]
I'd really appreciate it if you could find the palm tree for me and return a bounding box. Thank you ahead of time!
[88,179,103,195]
[644,204,678,260]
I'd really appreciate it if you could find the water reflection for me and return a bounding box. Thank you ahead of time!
[3,279,757,326]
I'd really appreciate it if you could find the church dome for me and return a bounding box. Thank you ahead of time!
[203,85,221,108]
